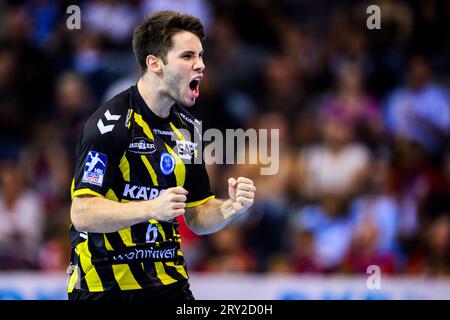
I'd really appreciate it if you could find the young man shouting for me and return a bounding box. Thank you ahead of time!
[67,11,256,300]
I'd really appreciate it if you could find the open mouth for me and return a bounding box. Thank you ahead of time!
[189,76,202,98]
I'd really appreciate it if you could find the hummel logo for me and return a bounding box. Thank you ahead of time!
[97,110,121,134]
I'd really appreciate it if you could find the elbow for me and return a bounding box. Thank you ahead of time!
[70,198,91,232]
[185,220,215,236]
[189,226,209,236]
[184,219,201,235]
[70,207,88,232]
[184,214,209,236]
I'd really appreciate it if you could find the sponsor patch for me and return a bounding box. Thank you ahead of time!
[160,152,175,175]
[153,128,173,136]
[125,108,133,128]
[82,151,107,186]
[180,112,194,125]
[110,246,178,263]
[123,184,166,200]
[176,140,197,160]
[128,137,157,155]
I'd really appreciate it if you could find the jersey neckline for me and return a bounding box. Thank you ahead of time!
[131,85,176,126]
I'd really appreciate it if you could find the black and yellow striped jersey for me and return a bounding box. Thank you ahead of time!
[67,85,214,292]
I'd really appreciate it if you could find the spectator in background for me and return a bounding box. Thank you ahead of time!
[141,0,213,29]
[196,225,256,273]
[291,195,353,273]
[240,113,292,271]
[53,71,94,151]
[342,219,396,274]
[83,0,139,46]
[295,111,371,203]
[292,107,372,273]
[0,43,25,156]
[259,55,303,115]
[384,55,450,157]
[0,161,44,270]
[407,215,450,275]
[320,61,383,149]
[198,16,260,129]
[344,158,418,274]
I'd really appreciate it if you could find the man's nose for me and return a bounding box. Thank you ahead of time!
[194,57,205,72]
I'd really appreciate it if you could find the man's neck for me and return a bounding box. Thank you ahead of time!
[137,75,173,119]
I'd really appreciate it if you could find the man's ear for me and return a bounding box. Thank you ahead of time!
[146,55,163,74]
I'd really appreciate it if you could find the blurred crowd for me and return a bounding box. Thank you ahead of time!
[0,0,449,276]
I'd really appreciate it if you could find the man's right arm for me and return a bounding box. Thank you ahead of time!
[70,187,188,233]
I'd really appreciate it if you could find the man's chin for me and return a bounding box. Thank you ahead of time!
[178,98,196,107]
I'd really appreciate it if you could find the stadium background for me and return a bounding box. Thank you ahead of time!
[0,0,449,299]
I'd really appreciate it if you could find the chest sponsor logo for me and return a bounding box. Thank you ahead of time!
[82,151,107,186]
[160,152,175,175]
[123,184,166,200]
[128,137,157,155]
[153,128,173,136]
[176,140,197,160]
[111,247,177,262]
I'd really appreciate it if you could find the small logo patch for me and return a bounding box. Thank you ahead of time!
[82,151,107,186]
[128,137,157,155]
[160,153,175,175]
[176,140,197,160]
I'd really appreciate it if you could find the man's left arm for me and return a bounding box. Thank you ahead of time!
[184,177,256,235]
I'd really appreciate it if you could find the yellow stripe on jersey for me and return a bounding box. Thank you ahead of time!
[73,189,105,199]
[155,262,177,285]
[165,226,188,279]
[149,219,165,241]
[164,143,186,187]
[106,188,141,287]
[166,261,188,279]
[106,189,118,201]
[77,240,104,292]
[111,265,142,290]
[169,122,185,140]
[186,195,215,208]
[118,228,134,247]
[141,155,158,186]
[67,265,79,293]
[105,190,141,289]
[119,153,130,182]
[171,223,181,243]
[103,235,113,251]
[148,220,178,284]
[165,247,188,279]
[134,113,155,140]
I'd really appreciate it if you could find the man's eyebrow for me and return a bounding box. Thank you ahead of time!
[179,50,204,56]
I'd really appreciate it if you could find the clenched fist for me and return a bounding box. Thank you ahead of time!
[150,186,187,221]
[228,177,256,215]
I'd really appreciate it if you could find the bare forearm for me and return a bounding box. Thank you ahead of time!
[185,198,243,235]
[71,196,149,233]
[185,177,256,235]
[71,187,188,233]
